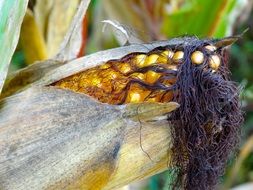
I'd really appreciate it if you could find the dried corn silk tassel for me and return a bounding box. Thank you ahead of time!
[53,37,243,190]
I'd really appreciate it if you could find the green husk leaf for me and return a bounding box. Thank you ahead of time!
[0,0,28,93]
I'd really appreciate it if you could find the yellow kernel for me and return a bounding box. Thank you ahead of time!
[168,65,178,71]
[209,55,220,70]
[157,56,167,64]
[157,50,173,64]
[100,80,112,92]
[129,91,141,103]
[146,96,161,102]
[135,54,147,67]
[144,54,160,66]
[167,50,174,58]
[191,51,204,65]
[161,50,169,56]
[97,83,103,88]
[100,63,110,69]
[160,50,174,58]
[130,73,145,80]
[157,55,167,64]
[146,70,161,84]
[205,45,217,51]
[119,63,131,74]
[107,71,118,79]
[112,80,127,93]
[79,78,89,87]
[161,91,173,102]
[173,51,184,62]
[72,75,80,81]
[91,78,101,86]
[59,83,68,88]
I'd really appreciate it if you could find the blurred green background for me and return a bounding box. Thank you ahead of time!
[5,0,253,189]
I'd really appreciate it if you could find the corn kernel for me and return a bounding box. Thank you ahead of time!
[161,50,169,56]
[130,73,145,80]
[157,50,169,64]
[191,51,204,65]
[100,63,110,69]
[119,63,131,74]
[146,70,161,84]
[128,91,141,103]
[167,50,174,58]
[109,72,118,79]
[144,54,159,66]
[209,55,220,70]
[91,78,101,86]
[161,91,173,102]
[205,45,216,52]
[173,51,184,62]
[146,96,161,102]
[135,54,147,67]
[168,65,178,71]
[157,56,167,64]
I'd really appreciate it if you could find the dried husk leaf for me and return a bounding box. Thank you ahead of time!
[33,0,83,59]
[0,86,178,189]
[34,0,53,36]
[55,0,91,61]
[101,20,144,46]
[46,0,81,57]
[0,59,62,99]
[1,0,91,98]
[102,0,150,42]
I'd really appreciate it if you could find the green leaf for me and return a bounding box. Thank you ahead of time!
[0,0,28,93]
[161,0,248,38]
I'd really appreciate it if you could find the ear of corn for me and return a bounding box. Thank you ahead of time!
[54,43,222,105]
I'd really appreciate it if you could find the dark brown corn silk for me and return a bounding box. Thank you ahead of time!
[53,37,243,190]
